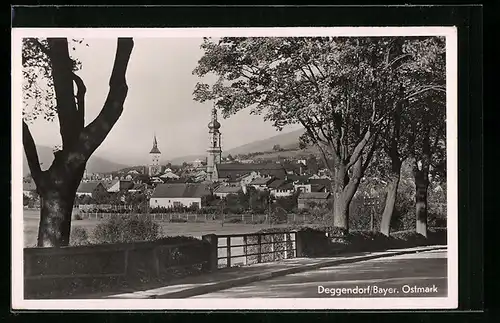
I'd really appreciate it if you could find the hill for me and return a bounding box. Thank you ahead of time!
[165,128,307,165]
[224,128,305,156]
[22,145,129,176]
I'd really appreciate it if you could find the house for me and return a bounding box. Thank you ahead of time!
[159,171,180,180]
[23,180,37,197]
[192,159,203,168]
[308,179,332,192]
[248,177,275,191]
[214,185,242,198]
[105,179,134,193]
[227,171,261,192]
[76,182,108,199]
[128,183,146,193]
[298,192,332,209]
[150,177,163,184]
[149,183,212,209]
[216,162,287,182]
[268,179,295,197]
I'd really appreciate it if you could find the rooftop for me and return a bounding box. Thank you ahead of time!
[298,192,331,199]
[249,177,275,185]
[214,185,242,194]
[151,183,211,199]
[77,181,103,193]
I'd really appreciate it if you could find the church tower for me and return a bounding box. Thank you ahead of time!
[206,107,222,181]
[148,133,162,177]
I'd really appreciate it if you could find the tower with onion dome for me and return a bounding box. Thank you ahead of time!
[148,133,162,176]
[206,107,222,181]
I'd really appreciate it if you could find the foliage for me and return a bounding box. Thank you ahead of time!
[193,36,446,230]
[69,227,90,246]
[92,214,162,244]
[22,38,85,122]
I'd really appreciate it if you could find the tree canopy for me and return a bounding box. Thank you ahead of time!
[193,36,446,230]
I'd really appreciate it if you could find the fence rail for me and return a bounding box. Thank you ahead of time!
[76,212,320,224]
[206,231,298,269]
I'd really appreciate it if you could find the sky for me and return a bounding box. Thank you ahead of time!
[27,38,302,166]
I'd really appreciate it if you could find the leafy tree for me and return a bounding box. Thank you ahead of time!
[371,37,446,236]
[193,37,436,231]
[273,144,282,151]
[408,95,446,237]
[22,38,134,247]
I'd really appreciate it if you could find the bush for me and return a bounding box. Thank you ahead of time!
[70,227,90,246]
[92,214,162,244]
[226,217,242,224]
[169,217,188,223]
[270,207,288,224]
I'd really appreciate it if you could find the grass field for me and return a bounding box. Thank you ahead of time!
[23,209,292,248]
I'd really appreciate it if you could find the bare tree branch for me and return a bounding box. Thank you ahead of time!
[404,85,446,101]
[346,127,372,170]
[72,73,86,131]
[23,121,42,182]
[47,38,79,149]
[79,38,134,158]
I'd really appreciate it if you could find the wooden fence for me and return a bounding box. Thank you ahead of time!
[24,238,210,299]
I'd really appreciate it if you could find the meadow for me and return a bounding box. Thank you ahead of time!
[23,209,292,248]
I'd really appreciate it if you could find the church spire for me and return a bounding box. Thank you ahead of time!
[150,132,161,154]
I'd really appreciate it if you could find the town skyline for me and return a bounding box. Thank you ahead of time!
[24,38,303,166]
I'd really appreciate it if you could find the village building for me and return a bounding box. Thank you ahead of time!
[148,133,162,177]
[297,192,332,209]
[215,163,287,183]
[268,179,295,197]
[23,180,37,197]
[149,183,211,209]
[248,177,275,191]
[159,170,180,180]
[206,107,223,181]
[213,185,242,199]
[105,179,134,193]
[75,182,108,199]
[128,183,147,193]
[192,159,204,168]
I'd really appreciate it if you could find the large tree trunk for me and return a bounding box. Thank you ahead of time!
[23,38,134,247]
[331,159,362,232]
[37,178,79,247]
[36,153,86,247]
[414,167,429,237]
[380,159,402,236]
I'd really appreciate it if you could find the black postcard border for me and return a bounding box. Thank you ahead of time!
[7,4,484,320]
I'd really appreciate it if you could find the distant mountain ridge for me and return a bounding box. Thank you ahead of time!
[22,128,310,176]
[22,145,129,177]
[165,128,306,165]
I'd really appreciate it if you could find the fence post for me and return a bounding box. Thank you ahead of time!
[241,213,245,223]
[243,235,248,265]
[284,233,288,259]
[226,237,231,268]
[257,235,262,263]
[123,249,129,276]
[202,234,218,272]
[271,235,275,261]
[153,247,160,277]
[295,231,304,257]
